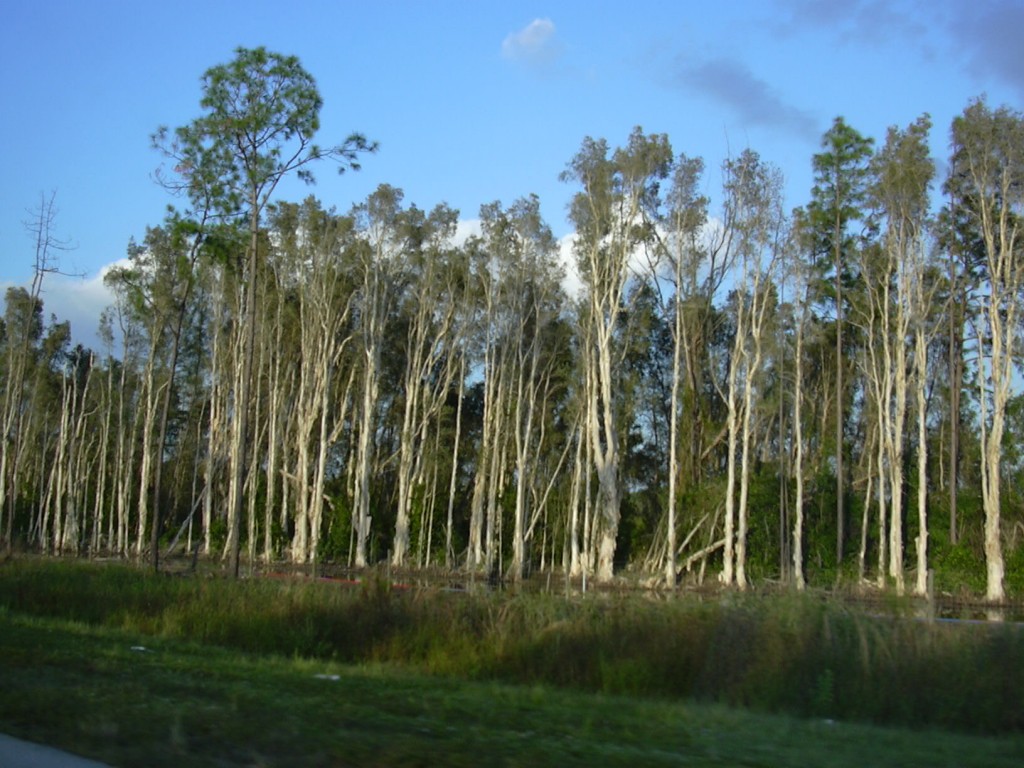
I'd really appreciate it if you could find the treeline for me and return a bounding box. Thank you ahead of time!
[2,48,1024,599]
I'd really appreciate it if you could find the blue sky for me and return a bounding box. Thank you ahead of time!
[3,0,1023,347]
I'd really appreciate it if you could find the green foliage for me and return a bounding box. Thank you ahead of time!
[1004,545,1024,594]
[808,116,874,274]
[153,46,375,216]
[743,467,786,578]
[934,543,987,595]
[206,516,228,555]
[320,491,352,563]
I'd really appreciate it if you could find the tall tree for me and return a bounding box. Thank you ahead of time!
[562,127,673,581]
[1,193,73,550]
[154,46,375,575]
[477,195,565,581]
[466,223,512,574]
[392,203,466,567]
[718,150,785,588]
[786,209,814,589]
[951,99,1024,602]
[807,117,873,568]
[657,154,709,586]
[866,115,936,595]
[104,216,208,569]
[936,204,967,548]
[270,199,357,566]
[349,185,407,567]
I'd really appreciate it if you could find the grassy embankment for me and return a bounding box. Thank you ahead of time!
[0,558,1021,766]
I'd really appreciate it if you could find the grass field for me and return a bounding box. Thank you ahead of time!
[0,558,1022,766]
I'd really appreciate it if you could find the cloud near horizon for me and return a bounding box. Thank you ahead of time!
[501,18,564,69]
[672,56,819,141]
[2,261,124,353]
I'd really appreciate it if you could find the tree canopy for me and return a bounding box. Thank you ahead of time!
[4,53,1024,601]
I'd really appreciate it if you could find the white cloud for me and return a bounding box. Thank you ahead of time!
[557,231,582,301]
[453,218,482,246]
[501,18,564,69]
[3,261,123,352]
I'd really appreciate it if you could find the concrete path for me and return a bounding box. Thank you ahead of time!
[0,734,112,768]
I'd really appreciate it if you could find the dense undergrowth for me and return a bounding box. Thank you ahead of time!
[0,557,1020,735]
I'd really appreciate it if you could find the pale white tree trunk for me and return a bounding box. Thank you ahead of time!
[40,399,66,553]
[737,282,773,590]
[506,215,562,581]
[49,372,73,552]
[511,361,533,580]
[858,422,874,584]
[592,316,621,583]
[290,229,354,566]
[350,298,378,568]
[202,270,228,557]
[352,199,399,567]
[665,288,683,587]
[582,360,596,577]
[92,354,114,553]
[484,386,509,574]
[510,307,557,581]
[565,130,673,582]
[792,278,808,590]
[114,351,134,556]
[721,305,742,587]
[971,142,1020,602]
[260,293,289,564]
[719,152,783,588]
[246,364,264,569]
[913,322,929,595]
[352,340,378,567]
[567,411,585,577]
[468,311,501,571]
[393,236,461,568]
[859,297,889,590]
[0,312,33,547]
[657,154,711,587]
[65,359,97,553]
[1,194,68,549]
[889,231,910,596]
[871,118,939,594]
[911,254,933,595]
[134,336,163,558]
[858,222,907,593]
[393,357,421,565]
[224,266,248,566]
[107,304,141,557]
[444,355,466,569]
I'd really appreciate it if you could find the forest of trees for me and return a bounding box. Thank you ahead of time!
[4,48,1024,601]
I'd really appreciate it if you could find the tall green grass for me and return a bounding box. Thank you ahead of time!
[1,557,1020,734]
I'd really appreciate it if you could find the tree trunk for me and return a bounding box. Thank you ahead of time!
[444,356,465,569]
[228,213,260,577]
[913,325,929,596]
[792,290,806,590]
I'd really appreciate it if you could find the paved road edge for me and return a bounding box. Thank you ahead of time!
[0,733,112,768]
